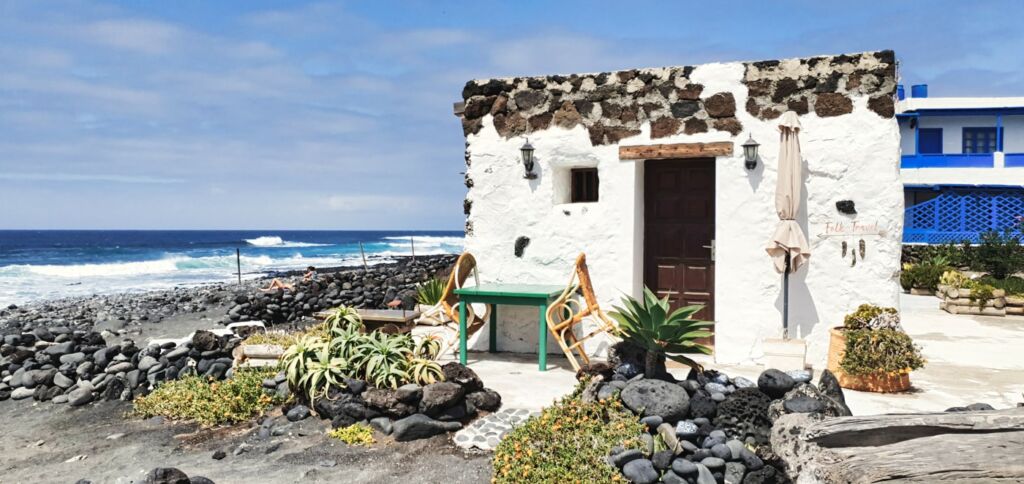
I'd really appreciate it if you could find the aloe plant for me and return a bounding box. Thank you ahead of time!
[352,332,413,389]
[329,321,365,361]
[299,344,351,401]
[407,357,444,385]
[281,335,323,391]
[414,277,446,305]
[609,287,713,376]
[323,306,363,336]
[412,334,442,361]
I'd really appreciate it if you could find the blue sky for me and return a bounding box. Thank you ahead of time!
[1,1,1022,230]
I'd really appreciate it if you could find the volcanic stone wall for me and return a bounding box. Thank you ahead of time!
[458,50,896,146]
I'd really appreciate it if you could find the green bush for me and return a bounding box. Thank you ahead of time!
[976,229,1024,279]
[900,255,951,291]
[328,423,376,446]
[132,369,282,426]
[492,393,645,483]
[840,328,926,376]
[977,275,1024,296]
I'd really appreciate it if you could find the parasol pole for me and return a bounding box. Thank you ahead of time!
[783,252,791,340]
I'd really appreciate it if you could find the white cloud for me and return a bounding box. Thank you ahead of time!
[0,172,185,184]
[79,18,183,55]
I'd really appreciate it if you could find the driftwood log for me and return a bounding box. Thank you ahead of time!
[772,407,1024,482]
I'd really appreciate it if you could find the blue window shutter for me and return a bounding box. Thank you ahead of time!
[918,128,942,154]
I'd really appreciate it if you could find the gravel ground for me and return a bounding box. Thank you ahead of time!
[0,398,492,483]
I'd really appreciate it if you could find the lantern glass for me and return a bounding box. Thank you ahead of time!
[520,139,535,173]
[742,135,759,162]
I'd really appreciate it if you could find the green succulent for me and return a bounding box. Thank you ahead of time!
[281,335,323,391]
[353,331,414,389]
[329,321,366,361]
[414,277,446,305]
[299,344,351,401]
[323,306,364,336]
[407,357,444,385]
[609,287,713,376]
[412,334,442,361]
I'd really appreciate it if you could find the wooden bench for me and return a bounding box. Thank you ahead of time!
[357,309,420,334]
[314,308,420,334]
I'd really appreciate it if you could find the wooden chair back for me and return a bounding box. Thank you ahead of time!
[441,252,479,322]
[546,253,618,371]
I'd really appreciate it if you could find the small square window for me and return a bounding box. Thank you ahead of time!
[570,168,599,203]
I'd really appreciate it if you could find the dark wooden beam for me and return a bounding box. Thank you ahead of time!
[618,141,734,160]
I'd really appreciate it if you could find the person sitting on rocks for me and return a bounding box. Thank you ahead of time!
[303,266,317,282]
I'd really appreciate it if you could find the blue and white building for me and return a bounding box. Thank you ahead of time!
[899,84,1024,244]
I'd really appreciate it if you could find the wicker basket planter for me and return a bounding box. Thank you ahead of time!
[827,327,911,393]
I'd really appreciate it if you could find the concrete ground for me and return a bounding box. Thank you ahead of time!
[420,292,1024,416]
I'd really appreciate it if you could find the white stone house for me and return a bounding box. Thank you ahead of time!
[454,51,903,368]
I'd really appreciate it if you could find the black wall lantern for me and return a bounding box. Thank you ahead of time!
[742,134,760,170]
[520,138,536,179]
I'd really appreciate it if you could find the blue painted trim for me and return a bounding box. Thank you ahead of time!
[908,107,1024,116]
[914,119,920,155]
[905,182,1024,189]
[901,154,995,168]
[1006,153,1024,167]
[997,114,1004,152]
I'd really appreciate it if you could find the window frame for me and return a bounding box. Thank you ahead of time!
[962,127,1003,154]
[570,167,599,203]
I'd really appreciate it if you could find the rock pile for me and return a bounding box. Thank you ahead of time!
[0,255,457,337]
[585,344,851,484]
[226,255,455,325]
[299,362,501,442]
[0,328,244,405]
[0,285,237,335]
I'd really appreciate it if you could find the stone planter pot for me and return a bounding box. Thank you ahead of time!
[827,328,912,393]
[909,287,935,296]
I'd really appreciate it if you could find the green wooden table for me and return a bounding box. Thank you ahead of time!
[453,283,564,371]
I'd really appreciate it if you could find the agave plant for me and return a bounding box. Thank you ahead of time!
[281,335,324,390]
[609,287,713,377]
[353,331,413,389]
[407,357,444,385]
[300,343,351,401]
[414,277,446,306]
[412,334,442,361]
[323,306,363,336]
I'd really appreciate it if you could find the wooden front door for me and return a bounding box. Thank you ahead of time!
[644,159,715,341]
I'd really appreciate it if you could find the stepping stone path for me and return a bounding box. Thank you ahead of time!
[453,408,537,451]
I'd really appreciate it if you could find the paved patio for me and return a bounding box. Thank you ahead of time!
[420,292,1024,415]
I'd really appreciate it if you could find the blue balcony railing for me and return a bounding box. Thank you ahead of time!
[904,186,1024,244]
[901,153,995,169]
[1005,153,1024,168]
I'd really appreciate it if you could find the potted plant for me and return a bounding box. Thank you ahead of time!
[608,287,713,377]
[827,304,925,392]
[414,277,446,313]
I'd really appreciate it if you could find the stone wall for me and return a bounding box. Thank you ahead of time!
[459,51,895,144]
[455,51,902,368]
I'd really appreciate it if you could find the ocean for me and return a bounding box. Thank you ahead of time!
[0,230,464,306]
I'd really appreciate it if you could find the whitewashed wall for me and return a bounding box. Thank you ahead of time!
[462,56,903,369]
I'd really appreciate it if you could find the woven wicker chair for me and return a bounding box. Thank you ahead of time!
[546,253,618,371]
[417,253,491,351]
